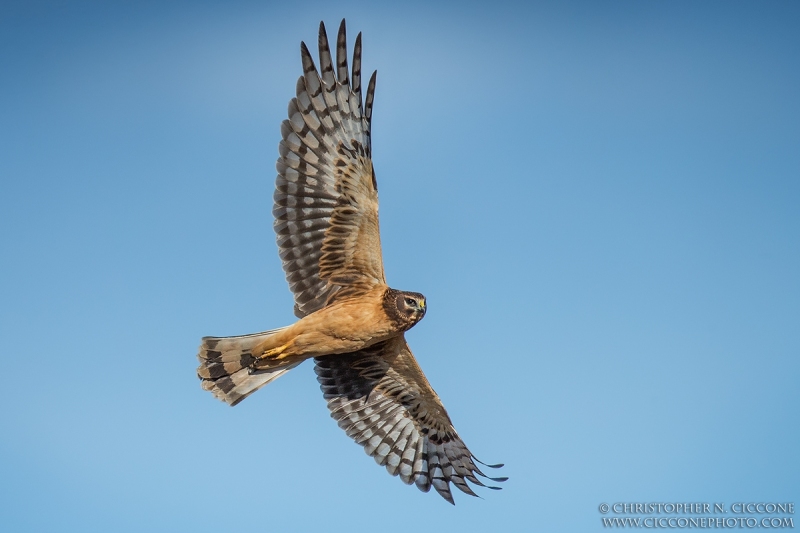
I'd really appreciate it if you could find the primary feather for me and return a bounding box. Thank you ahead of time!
[275,20,381,318]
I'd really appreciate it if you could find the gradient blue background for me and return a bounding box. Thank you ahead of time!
[1,1,798,531]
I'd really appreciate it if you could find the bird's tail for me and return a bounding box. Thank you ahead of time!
[197,327,300,406]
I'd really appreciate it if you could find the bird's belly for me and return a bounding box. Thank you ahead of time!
[257,299,395,359]
[294,303,395,355]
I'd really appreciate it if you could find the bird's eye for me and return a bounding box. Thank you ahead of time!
[404,298,415,307]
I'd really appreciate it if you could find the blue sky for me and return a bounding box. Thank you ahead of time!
[1,1,798,531]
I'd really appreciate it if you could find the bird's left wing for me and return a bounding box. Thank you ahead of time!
[275,20,385,318]
[314,336,506,504]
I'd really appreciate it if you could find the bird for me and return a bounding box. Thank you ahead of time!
[196,19,506,504]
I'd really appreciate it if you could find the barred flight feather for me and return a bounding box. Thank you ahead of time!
[197,328,300,406]
[275,19,383,318]
[314,335,506,504]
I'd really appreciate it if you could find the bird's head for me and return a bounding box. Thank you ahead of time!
[384,289,427,330]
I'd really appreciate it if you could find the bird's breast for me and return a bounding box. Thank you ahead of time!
[282,290,401,357]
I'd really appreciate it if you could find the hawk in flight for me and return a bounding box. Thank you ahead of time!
[197,19,505,504]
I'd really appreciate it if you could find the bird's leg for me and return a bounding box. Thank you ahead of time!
[253,337,296,362]
[258,344,289,359]
[250,339,301,372]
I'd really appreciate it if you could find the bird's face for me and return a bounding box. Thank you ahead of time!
[395,291,426,326]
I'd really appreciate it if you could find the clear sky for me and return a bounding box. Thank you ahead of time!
[1,1,798,531]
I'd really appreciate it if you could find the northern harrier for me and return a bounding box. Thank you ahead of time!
[197,19,505,504]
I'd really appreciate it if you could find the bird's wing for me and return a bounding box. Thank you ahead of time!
[314,336,506,504]
[275,20,385,318]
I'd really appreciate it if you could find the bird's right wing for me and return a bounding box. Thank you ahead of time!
[275,20,385,318]
[314,336,506,504]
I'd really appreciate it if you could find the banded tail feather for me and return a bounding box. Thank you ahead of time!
[197,327,300,406]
